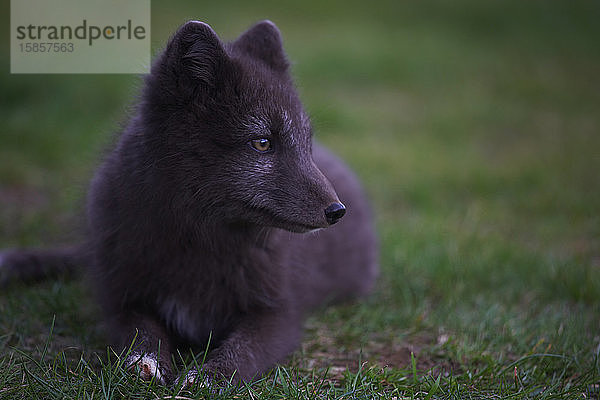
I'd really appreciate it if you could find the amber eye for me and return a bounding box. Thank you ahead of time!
[249,138,272,152]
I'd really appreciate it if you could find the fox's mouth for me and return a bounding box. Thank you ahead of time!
[269,213,325,233]
[253,206,326,233]
[284,222,323,234]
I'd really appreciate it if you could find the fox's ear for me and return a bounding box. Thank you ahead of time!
[233,20,289,72]
[163,21,228,86]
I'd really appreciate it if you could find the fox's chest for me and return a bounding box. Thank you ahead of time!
[157,294,238,346]
[152,247,282,345]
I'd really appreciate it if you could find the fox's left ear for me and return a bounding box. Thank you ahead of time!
[233,20,289,72]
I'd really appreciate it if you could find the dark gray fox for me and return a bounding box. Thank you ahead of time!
[0,20,378,385]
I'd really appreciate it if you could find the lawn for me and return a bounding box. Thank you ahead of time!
[1,0,599,398]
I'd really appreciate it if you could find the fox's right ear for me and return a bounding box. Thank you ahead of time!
[161,21,228,88]
[233,20,289,73]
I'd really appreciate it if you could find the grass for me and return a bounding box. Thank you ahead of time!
[1,0,599,398]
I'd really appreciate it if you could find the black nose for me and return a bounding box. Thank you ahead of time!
[324,202,346,225]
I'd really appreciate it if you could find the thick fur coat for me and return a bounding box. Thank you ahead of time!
[0,20,378,385]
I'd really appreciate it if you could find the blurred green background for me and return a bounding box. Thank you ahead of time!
[1,0,599,393]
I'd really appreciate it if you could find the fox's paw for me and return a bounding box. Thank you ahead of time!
[126,352,166,384]
[175,369,209,389]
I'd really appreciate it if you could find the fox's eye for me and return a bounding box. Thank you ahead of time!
[249,138,272,153]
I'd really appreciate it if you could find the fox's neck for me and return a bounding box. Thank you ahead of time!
[177,217,272,255]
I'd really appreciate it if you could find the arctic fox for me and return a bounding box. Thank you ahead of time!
[0,20,378,385]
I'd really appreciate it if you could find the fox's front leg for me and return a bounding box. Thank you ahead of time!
[182,310,302,386]
[111,313,174,384]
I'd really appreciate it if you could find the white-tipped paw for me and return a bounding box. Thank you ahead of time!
[176,369,208,389]
[126,352,165,384]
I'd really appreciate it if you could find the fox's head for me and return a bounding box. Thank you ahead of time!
[140,20,345,232]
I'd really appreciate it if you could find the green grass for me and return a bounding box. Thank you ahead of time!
[1,0,599,398]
